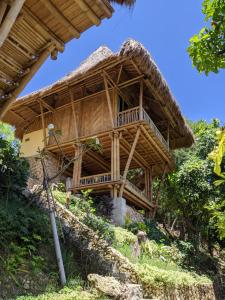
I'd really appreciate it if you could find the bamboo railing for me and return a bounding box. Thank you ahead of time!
[77,172,149,204]
[79,172,112,186]
[116,107,169,151]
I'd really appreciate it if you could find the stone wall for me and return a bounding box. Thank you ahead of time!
[29,189,217,300]
[27,154,61,188]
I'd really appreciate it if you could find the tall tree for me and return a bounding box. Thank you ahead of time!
[188,0,225,74]
[158,120,225,248]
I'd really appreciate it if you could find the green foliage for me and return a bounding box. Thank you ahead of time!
[207,128,225,239]
[0,122,17,144]
[53,189,115,244]
[159,119,225,245]
[126,219,169,244]
[141,240,183,264]
[0,136,29,204]
[188,0,225,74]
[136,263,211,287]
[15,280,105,300]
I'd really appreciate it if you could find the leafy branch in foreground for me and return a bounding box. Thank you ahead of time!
[188,0,225,74]
[208,128,225,239]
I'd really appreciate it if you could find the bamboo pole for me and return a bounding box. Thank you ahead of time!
[22,6,64,52]
[69,88,78,138]
[39,101,47,147]
[0,0,26,48]
[72,144,82,188]
[103,73,114,128]
[73,0,101,26]
[119,127,141,197]
[139,80,143,120]
[40,0,80,38]
[0,47,53,120]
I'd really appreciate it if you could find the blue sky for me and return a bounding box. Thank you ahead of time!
[22,0,225,123]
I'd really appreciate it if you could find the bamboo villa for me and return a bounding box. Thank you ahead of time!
[2,39,194,224]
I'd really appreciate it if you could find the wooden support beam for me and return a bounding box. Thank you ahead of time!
[117,65,123,84]
[9,109,25,124]
[73,0,101,25]
[0,47,53,120]
[103,73,114,128]
[119,127,141,197]
[72,144,83,188]
[120,137,149,169]
[87,150,110,172]
[22,6,64,52]
[139,79,143,120]
[140,124,170,163]
[25,106,38,116]
[39,101,47,147]
[167,123,170,148]
[0,0,25,48]
[69,88,78,138]
[118,74,144,89]
[38,98,55,113]
[111,132,120,181]
[40,0,80,38]
[103,70,131,107]
[7,36,34,59]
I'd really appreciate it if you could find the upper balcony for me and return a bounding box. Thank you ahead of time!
[116,106,169,152]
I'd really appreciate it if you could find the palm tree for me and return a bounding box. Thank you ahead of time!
[109,0,136,7]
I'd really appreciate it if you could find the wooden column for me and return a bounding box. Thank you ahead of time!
[111,132,120,182]
[72,144,83,189]
[139,80,143,120]
[145,166,153,202]
[0,0,26,48]
[39,101,47,147]
[167,123,170,148]
[103,73,114,128]
[69,88,78,138]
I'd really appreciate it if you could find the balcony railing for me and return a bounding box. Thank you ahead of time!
[116,106,169,151]
[125,179,148,201]
[79,172,112,186]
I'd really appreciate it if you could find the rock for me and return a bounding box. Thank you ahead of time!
[88,274,122,298]
[88,274,144,299]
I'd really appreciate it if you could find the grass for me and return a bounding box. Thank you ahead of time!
[53,189,212,289]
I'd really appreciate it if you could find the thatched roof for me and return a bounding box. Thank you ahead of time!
[109,0,136,7]
[4,39,194,148]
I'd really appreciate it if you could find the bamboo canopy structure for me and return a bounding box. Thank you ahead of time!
[0,0,115,119]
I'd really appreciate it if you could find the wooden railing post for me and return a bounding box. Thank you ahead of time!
[111,131,120,182]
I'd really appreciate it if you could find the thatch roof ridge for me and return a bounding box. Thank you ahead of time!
[16,45,115,103]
